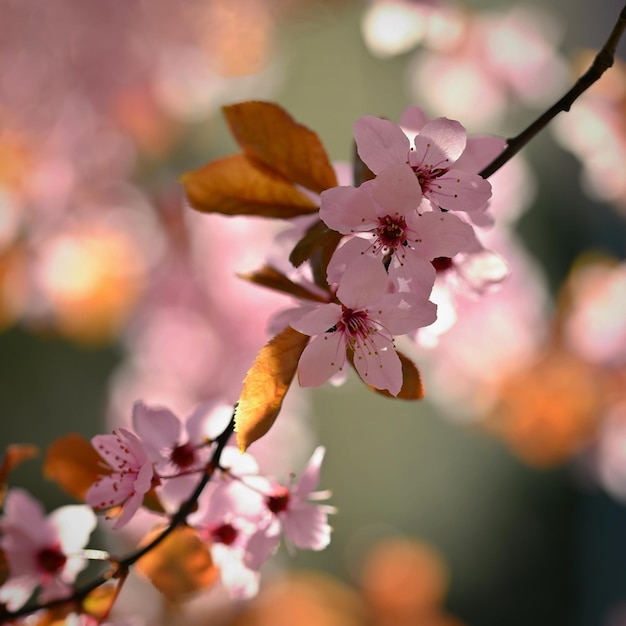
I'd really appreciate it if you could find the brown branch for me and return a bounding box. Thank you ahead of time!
[0,414,236,622]
[479,3,626,179]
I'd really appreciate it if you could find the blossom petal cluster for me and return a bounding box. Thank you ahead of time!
[0,489,96,611]
[85,402,333,599]
[288,106,498,396]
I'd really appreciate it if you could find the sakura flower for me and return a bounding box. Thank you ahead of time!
[86,428,155,529]
[291,255,437,396]
[0,488,96,610]
[321,162,477,293]
[244,447,334,569]
[354,115,492,213]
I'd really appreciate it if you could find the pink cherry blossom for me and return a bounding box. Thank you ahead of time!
[321,162,477,293]
[0,488,96,610]
[354,115,492,213]
[291,256,437,396]
[243,447,334,568]
[86,428,155,529]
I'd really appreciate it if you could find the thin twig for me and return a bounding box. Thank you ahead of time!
[0,414,236,622]
[480,3,626,179]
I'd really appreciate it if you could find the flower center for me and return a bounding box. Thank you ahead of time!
[170,442,197,469]
[376,215,407,250]
[337,307,372,346]
[413,166,448,194]
[211,523,238,546]
[36,546,67,574]
[267,487,290,514]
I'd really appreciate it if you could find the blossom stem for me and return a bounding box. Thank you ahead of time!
[0,411,237,621]
[479,3,626,179]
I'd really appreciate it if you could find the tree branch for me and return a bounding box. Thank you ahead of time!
[0,414,236,622]
[480,3,626,179]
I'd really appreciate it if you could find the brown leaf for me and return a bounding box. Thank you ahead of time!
[0,443,38,488]
[236,326,310,451]
[182,154,318,218]
[224,101,338,194]
[44,434,107,501]
[136,526,219,603]
[238,265,329,302]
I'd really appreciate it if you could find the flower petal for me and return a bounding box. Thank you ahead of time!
[426,169,492,212]
[320,185,378,233]
[352,333,403,396]
[413,117,467,165]
[354,116,411,174]
[336,255,388,309]
[297,332,346,388]
[370,163,422,216]
[132,402,182,454]
[290,303,342,336]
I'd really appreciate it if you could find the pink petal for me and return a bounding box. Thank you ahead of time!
[282,503,331,551]
[245,522,281,571]
[336,255,388,309]
[370,163,422,216]
[320,185,378,233]
[352,333,403,396]
[426,169,492,212]
[399,105,429,131]
[414,117,467,165]
[290,303,342,336]
[354,116,411,174]
[91,432,139,472]
[293,447,325,499]
[326,237,373,285]
[85,473,135,510]
[388,253,436,298]
[407,211,477,259]
[1,489,53,548]
[454,135,507,173]
[132,402,181,453]
[377,292,438,334]
[297,332,346,388]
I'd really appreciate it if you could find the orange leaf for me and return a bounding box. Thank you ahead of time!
[238,265,329,302]
[236,326,310,451]
[224,101,338,194]
[44,434,107,501]
[136,526,219,603]
[82,581,124,621]
[0,443,38,488]
[181,154,318,218]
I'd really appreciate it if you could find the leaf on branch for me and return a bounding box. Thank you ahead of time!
[44,434,107,501]
[235,326,310,452]
[238,265,329,302]
[181,154,319,218]
[223,101,338,194]
[136,526,219,603]
[81,583,121,622]
[289,219,343,271]
[360,350,425,400]
[0,443,38,490]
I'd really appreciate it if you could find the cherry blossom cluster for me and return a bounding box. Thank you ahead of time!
[85,402,333,599]
[286,106,504,397]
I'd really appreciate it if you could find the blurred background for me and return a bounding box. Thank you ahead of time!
[1,0,626,624]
